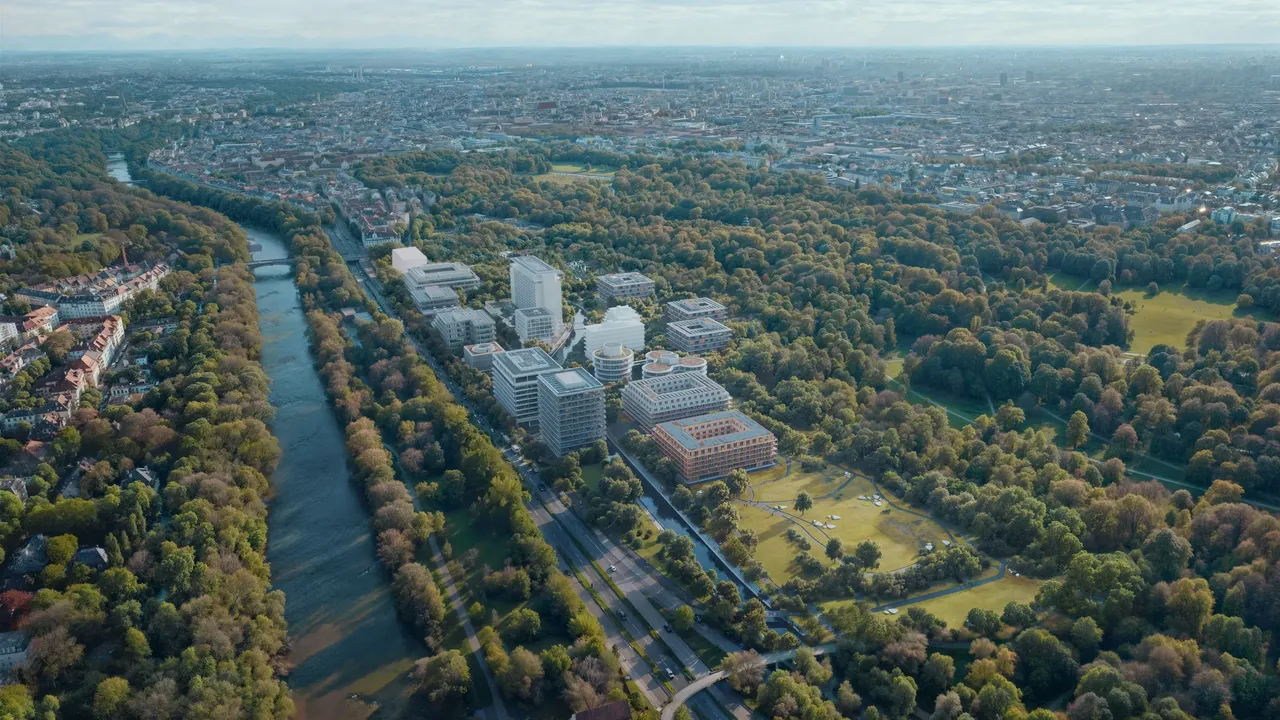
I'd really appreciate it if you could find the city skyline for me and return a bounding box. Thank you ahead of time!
[9,0,1280,52]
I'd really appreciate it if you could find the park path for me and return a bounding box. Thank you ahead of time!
[427,535,510,720]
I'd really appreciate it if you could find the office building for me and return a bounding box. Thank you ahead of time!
[431,308,496,352]
[640,349,707,379]
[492,347,562,426]
[582,305,645,355]
[538,368,606,457]
[667,317,733,353]
[622,373,731,429]
[515,307,557,343]
[391,246,429,274]
[409,285,460,315]
[651,410,777,482]
[596,272,655,304]
[404,262,481,292]
[509,255,563,332]
[463,342,504,371]
[665,297,728,323]
[591,343,635,384]
[1000,72,1008,87]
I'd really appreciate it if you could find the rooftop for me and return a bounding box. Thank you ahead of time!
[510,255,559,275]
[668,317,731,336]
[626,372,728,402]
[593,343,634,359]
[598,271,654,287]
[494,347,561,375]
[541,367,604,396]
[654,410,773,451]
[670,297,726,312]
[514,306,555,319]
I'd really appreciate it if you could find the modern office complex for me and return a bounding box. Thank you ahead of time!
[640,350,707,379]
[621,373,731,429]
[665,297,729,323]
[651,410,777,482]
[590,342,635,384]
[666,317,733,353]
[581,305,645,355]
[514,306,557,342]
[596,272,655,304]
[491,347,562,426]
[404,262,482,292]
[510,255,563,338]
[431,308,496,352]
[409,285,460,315]
[391,246,429,274]
[463,342,504,371]
[538,368,606,457]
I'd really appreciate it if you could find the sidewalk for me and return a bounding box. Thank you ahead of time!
[428,536,510,720]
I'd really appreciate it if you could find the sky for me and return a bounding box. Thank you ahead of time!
[7,0,1280,51]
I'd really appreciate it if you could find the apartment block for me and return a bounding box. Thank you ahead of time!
[492,347,562,426]
[596,272,655,304]
[538,368,606,457]
[666,317,733,353]
[665,297,728,323]
[431,308,496,352]
[651,410,777,482]
[622,373,731,429]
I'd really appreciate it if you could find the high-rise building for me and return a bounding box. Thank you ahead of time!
[1026,70,1035,83]
[665,297,728,323]
[591,343,635,384]
[622,373,731,429]
[582,306,645,355]
[667,317,733,353]
[431,308,496,353]
[492,347,562,426]
[898,71,905,83]
[596,272,655,304]
[510,255,563,334]
[1000,72,1008,87]
[538,368,606,457]
[651,410,777,482]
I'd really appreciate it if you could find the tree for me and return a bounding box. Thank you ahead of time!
[889,674,918,719]
[854,540,882,570]
[825,537,844,562]
[412,650,471,704]
[794,491,813,516]
[1001,602,1037,630]
[719,650,765,692]
[1070,617,1102,655]
[504,608,542,643]
[27,627,83,684]
[93,677,130,719]
[1142,528,1192,583]
[673,605,695,632]
[40,330,75,365]
[836,680,862,717]
[995,403,1025,430]
[497,647,544,702]
[1165,577,1214,637]
[1067,411,1090,449]
[966,608,1002,636]
[46,534,78,566]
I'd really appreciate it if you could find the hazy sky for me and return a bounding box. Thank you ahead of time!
[9,0,1280,50]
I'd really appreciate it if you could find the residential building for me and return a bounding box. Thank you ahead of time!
[666,317,733,353]
[409,285,460,315]
[622,373,731,429]
[1212,207,1237,224]
[596,272,655,304]
[463,342,505,371]
[492,347,562,426]
[515,306,557,343]
[509,255,563,332]
[431,308,496,352]
[0,307,60,343]
[591,342,634,384]
[17,263,170,319]
[0,478,26,502]
[538,368,606,457]
[651,410,777,482]
[0,631,28,681]
[404,262,481,292]
[391,246,430,274]
[665,297,729,323]
[581,305,645,355]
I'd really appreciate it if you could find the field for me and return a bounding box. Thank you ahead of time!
[1114,286,1241,355]
[907,574,1044,629]
[534,162,618,184]
[735,462,951,584]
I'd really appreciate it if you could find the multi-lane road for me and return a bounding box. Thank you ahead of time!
[347,258,744,719]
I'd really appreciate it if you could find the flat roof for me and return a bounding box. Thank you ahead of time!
[511,255,559,274]
[625,373,727,402]
[540,367,604,395]
[655,410,773,451]
[669,297,726,312]
[598,271,654,286]
[668,317,731,335]
[514,306,554,318]
[493,346,560,374]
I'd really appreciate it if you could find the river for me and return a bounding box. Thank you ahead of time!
[106,152,132,185]
[249,226,420,720]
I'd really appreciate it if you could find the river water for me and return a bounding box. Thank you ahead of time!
[249,226,419,720]
[106,152,132,185]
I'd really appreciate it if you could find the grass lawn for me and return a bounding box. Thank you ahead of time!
[737,467,950,585]
[890,379,991,428]
[534,172,607,185]
[909,575,1044,630]
[680,629,727,669]
[1113,285,1271,355]
[550,162,617,176]
[581,463,605,494]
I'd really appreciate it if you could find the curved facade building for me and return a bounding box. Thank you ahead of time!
[676,356,707,376]
[642,362,674,379]
[591,343,635,384]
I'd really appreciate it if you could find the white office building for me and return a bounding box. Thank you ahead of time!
[463,342,505,371]
[666,297,729,323]
[667,317,733,353]
[391,246,430,274]
[409,285,460,315]
[431,308,496,352]
[621,373,732,429]
[596,272,655,304]
[515,307,557,343]
[538,368,606,458]
[492,347,562,426]
[404,262,482,292]
[591,343,635,384]
[509,255,563,332]
[581,305,645,355]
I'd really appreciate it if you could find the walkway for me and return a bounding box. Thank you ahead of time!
[428,535,510,720]
[660,644,836,720]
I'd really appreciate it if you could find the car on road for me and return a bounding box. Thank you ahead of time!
[617,609,626,619]
[608,565,616,573]
[663,624,671,632]
[665,667,675,680]
[694,614,703,623]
